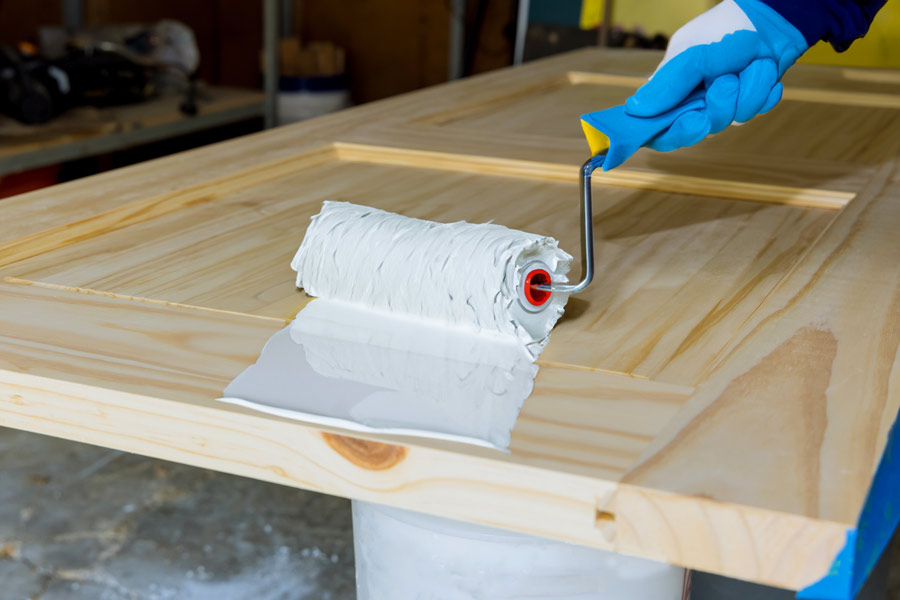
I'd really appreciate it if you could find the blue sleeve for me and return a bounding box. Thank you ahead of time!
[759,0,887,51]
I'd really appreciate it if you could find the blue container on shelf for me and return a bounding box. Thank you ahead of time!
[278,74,351,124]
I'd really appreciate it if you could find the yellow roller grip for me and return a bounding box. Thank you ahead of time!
[580,119,610,157]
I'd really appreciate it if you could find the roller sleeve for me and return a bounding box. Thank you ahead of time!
[291,201,573,358]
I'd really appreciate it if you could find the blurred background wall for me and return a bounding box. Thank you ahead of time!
[1,0,896,107]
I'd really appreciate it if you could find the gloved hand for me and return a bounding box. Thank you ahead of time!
[624,0,809,153]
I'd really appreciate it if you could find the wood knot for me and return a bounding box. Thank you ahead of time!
[322,433,407,470]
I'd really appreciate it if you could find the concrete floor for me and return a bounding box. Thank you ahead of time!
[0,427,355,600]
[1,426,898,600]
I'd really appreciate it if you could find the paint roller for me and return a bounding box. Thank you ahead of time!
[291,91,697,349]
[291,201,575,358]
[227,200,586,450]
[227,225,552,448]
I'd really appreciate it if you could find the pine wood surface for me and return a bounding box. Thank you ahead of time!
[2,48,900,590]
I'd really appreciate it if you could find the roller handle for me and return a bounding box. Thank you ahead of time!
[532,155,603,295]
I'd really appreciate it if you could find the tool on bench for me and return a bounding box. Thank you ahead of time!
[292,93,706,328]
[292,201,573,356]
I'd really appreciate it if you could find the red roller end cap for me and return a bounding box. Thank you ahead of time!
[524,269,552,306]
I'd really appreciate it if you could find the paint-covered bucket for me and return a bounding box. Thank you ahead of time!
[352,500,687,599]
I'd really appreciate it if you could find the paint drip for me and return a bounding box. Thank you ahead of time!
[221,201,573,449]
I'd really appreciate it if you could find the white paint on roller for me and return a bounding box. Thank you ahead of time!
[221,200,574,450]
[353,500,687,600]
[291,201,572,358]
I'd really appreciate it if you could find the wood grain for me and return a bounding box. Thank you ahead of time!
[341,122,875,195]
[628,159,900,525]
[415,69,900,167]
[1,47,899,590]
[0,325,846,590]
[0,279,692,482]
[334,143,854,208]
[0,363,848,589]
[0,146,336,269]
[322,434,408,471]
[0,279,279,403]
[7,155,837,387]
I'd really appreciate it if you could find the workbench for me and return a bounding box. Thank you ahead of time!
[0,86,264,177]
[2,48,900,597]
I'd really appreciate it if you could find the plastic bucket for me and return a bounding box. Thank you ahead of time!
[352,500,686,600]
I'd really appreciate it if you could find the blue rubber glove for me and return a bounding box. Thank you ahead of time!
[625,0,808,152]
[582,91,707,171]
